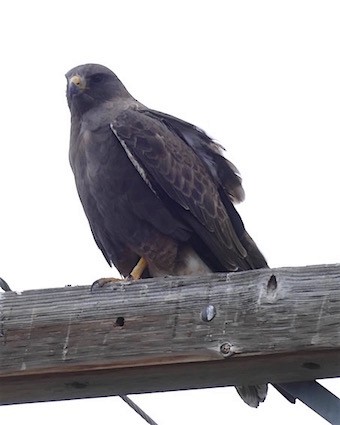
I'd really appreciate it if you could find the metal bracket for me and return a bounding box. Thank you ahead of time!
[273,380,340,424]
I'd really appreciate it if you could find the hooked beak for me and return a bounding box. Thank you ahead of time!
[68,74,86,97]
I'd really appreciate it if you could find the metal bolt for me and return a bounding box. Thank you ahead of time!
[220,342,233,357]
[200,305,216,322]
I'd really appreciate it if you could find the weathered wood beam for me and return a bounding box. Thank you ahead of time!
[0,264,339,405]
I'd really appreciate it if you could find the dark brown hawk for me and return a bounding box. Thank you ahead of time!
[66,63,268,407]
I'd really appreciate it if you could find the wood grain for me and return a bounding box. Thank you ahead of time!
[0,264,339,404]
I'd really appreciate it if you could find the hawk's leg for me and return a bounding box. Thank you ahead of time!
[91,257,148,291]
[129,257,148,280]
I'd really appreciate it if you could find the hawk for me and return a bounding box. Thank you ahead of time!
[66,63,268,407]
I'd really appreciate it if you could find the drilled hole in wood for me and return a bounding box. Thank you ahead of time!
[267,275,277,293]
[302,362,320,370]
[116,316,125,327]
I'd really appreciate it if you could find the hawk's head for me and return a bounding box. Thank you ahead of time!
[66,64,129,116]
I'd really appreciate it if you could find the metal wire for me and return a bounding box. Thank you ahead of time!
[120,395,159,425]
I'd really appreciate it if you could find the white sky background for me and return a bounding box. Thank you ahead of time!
[0,0,339,423]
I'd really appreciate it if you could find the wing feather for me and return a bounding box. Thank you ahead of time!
[143,109,245,204]
[111,109,249,271]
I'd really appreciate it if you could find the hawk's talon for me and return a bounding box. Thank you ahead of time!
[91,257,147,291]
[91,277,125,292]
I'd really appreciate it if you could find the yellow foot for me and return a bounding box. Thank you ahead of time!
[91,257,148,292]
[91,277,126,292]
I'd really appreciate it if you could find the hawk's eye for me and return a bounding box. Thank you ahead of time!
[91,73,104,83]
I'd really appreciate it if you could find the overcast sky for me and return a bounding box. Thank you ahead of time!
[0,1,339,424]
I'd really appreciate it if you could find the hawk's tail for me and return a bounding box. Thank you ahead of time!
[235,384,268,408]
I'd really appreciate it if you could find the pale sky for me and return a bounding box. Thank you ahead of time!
[0,1,339,424]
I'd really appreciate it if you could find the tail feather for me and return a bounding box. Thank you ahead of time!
[235,384,268,408]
